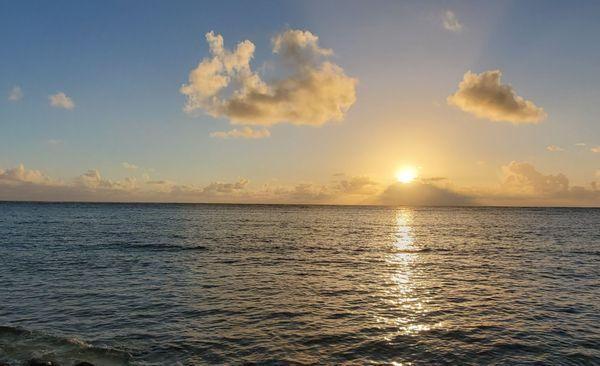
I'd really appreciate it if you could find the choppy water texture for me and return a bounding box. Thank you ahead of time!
[1,203,599,365]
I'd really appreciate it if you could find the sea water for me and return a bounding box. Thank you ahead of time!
[1,203,599,365]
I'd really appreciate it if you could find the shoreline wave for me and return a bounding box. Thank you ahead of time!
[0,326,132,366]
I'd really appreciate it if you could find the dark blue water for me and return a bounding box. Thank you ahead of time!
[1,202,599,365]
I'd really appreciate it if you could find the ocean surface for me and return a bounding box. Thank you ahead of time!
[1,203,599,365]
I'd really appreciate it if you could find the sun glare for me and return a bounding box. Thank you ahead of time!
[396,167,418,184]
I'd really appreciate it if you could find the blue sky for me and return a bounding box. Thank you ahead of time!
[1,1,599,205]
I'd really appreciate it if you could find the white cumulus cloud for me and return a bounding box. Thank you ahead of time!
[448,70,546,124]
[181,29,357,127]
[49,92,75,110]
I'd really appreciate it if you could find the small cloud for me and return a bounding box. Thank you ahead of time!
[591,146,600,153]
[121,162,139,170]
[181,29,357,126]
[575,142,586,147]
[442,10,463,32]
[210,127,271,139]
[48,92,75,110]
[447,70,546,124]
[8,86,23,102]
[476,160,486,166]
[546,145,564,152]
[49,92,75,110]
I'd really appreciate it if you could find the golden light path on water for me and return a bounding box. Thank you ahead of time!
[378,208,444,344]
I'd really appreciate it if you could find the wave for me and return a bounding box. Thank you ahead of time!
[0,326,132,366]
[101,243,209,252]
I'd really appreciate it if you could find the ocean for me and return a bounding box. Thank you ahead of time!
[1,202,599,365]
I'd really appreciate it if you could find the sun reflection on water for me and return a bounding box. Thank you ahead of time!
[380,208,443,341]
[394,208,415,251]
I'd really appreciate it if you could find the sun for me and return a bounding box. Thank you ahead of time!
[396,167,418,184]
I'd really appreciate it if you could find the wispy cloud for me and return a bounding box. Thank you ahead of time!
[442,10,463,32]
[210,127,271,139]
[8,86,23,102]
[181,29,357,127]
[448,70,546,124]
[49,92,75,110]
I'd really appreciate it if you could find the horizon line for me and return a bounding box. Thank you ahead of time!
[1,200,598,209]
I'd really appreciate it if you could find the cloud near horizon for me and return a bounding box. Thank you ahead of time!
[49,92,75,110]
[334,175,380,195]
[0,164,375,204]
[484,161,600,206]
[448,70,546,124]
[1,163,598,206]
[180,29,357,128]
[378,180,473,206]
[0,164,253,202]
[0,164,53,186]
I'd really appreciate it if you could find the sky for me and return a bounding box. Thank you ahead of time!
[1,0,599,206]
